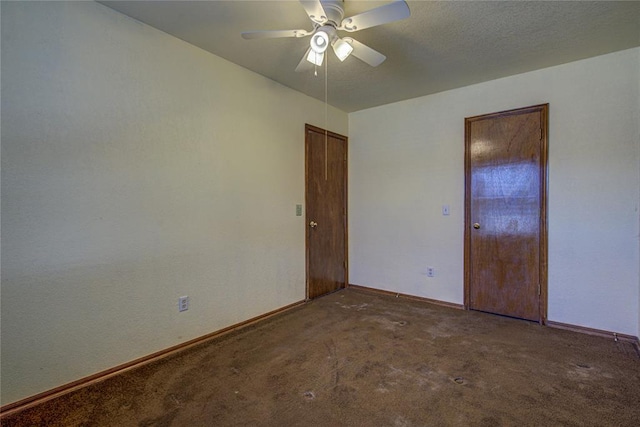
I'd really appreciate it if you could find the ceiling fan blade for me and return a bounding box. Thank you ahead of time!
[242,29,311,40]
[299,0,328,25]
[345,38,386,67]
[295,48,315,72]
[340,0,410,32]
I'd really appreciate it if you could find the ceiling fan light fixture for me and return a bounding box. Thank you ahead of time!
[306,49,324,66]
[310,30,330,54]
[332,38,353,61]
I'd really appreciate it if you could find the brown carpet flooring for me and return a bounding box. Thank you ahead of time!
[3,288,639,426]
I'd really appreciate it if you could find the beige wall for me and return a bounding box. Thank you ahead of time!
[0,1,347,405]
[349,48,640,337]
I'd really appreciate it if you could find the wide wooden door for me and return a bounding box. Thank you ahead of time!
[305,124,347,299]
[465,104,548,322]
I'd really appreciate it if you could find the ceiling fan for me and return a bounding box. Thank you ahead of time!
[241,0,410,72]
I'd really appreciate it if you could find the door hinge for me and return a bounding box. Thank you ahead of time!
[540,128,543,140]
[538,283,541,296]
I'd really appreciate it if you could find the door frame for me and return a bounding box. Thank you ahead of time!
[463,104,549,324]
[304,123,348,300]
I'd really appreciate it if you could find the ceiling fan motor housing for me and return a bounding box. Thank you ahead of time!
[321,0,345,27]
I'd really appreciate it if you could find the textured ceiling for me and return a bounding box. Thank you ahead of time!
[99,1,640,113]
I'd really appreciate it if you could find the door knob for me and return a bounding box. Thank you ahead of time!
[309,221,318,228]
[473,223,480,229]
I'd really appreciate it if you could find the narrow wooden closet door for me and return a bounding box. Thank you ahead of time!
[465,104,548,322]
[305,124,347,299]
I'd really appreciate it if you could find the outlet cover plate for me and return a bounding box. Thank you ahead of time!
[178,296,189,312]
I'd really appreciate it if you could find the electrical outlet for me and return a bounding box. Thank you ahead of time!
[178,296,189,312]
[442,205,450,216]
[426,267,435,277]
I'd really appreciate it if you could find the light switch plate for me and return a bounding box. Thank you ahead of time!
[442,205,450,216]
[296,204,303,216]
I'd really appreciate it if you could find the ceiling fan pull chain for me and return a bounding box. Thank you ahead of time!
[324,57,329,181]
